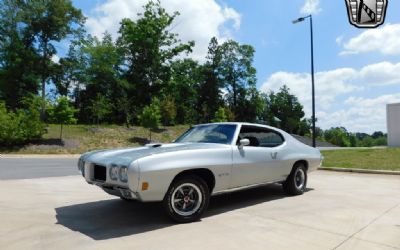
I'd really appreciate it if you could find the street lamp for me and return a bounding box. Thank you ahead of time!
[292,14,316,148]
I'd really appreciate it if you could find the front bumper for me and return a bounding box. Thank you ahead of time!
[100,185,141,200]
[79,160,141,199]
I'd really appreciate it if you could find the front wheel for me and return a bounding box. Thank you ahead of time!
[163,176,210,223]
[283,163,307,195]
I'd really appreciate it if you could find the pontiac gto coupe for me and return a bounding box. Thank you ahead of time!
[78,122,322,222]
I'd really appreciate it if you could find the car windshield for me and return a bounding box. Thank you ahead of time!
[174,124,237,145]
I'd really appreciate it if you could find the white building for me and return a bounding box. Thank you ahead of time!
[387,103,400,147]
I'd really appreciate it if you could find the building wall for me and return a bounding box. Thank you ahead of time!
[387,103,400,147]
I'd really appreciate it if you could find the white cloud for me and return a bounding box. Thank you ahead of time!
[51,54,60,63]
[300,0,321,15]
[340,23,400,56]
[322,94,400,133]
[260,68,361,115]
[359,62,400,86]
[85,0,241,61]
[261,61,400,133]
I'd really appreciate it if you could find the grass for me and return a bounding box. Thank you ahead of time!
[321,148,400,171]
[0,124,189,154]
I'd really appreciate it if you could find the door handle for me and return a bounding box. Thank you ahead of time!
[271,152,278,159]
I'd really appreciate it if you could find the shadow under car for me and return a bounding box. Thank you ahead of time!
[55,184,313,240]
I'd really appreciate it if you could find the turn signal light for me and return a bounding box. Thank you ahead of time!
[142,182,149,191]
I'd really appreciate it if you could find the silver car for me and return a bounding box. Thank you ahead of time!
[78,122,322,222]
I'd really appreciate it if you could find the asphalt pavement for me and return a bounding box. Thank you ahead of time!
[0,156,79,180]
[0,157,399,250]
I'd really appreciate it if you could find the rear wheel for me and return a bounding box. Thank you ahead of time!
[283,163,307,195]
[163,175,209,223]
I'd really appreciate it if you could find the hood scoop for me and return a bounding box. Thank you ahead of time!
[145,143,163,148]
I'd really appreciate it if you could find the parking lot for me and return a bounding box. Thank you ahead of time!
[0,158,399,250]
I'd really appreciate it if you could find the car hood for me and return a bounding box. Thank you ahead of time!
[81,143,229,166]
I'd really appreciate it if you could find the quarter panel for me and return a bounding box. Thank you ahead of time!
[279,137,323,176]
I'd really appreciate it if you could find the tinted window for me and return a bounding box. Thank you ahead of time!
[175,124,237,145]
[238,126,284,147]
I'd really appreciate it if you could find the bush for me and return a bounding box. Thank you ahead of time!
[0,102,45,146]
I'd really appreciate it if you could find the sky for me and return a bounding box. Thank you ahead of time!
[69,0,400,133]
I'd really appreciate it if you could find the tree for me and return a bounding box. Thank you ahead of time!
[355,132,369,141]
[167,59,202,124]
[349,133,357,147]
[373,136,387,146]
[212,107,228,122]
[371,131,384,139]
[324,127,350,147]
[117,0,194,110]
[356,132,387,147]
[80,33,127,124]
[196,37,223,122]
[297,118,312,136]
[52,35,89,98]
[358,136,374,147]
[115,90,134,128]
[48,96,77,140]
[216,40,257,120]
[263,85,305,134]
[139,99,161,141]
[89,94,111,125]
[23,0,85,118]
[235,86,264,122]
[0,0,41,110]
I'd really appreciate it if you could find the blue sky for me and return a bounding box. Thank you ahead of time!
[68,0,400,133]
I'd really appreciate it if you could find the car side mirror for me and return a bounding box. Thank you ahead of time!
[238,138,250,149]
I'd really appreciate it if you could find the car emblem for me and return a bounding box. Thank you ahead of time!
[271,152,278,160]
[345,0,388,28]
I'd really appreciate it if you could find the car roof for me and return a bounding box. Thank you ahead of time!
[194,122,285,133]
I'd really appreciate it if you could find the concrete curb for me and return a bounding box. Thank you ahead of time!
[318,167,400,175]
[319,146,387,151]
[0,154,80,159]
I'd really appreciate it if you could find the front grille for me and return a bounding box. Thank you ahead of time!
[93,165,106,182]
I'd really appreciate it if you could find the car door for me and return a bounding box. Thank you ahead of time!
[230,125,285,188]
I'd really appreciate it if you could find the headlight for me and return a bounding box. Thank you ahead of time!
[77,158,85,176]
[77,158,84,170]
[109,165,119,180]
[119,166,128,183]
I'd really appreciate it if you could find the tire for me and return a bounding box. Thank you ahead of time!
[283,163,307,195]
[163,175,210,223]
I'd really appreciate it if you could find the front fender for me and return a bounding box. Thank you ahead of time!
[136,147,232,202]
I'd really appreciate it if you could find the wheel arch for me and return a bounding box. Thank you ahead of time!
[171,168,216,193]
[293,159,309,172]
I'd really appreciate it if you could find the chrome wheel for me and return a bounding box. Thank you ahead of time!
[164,176,210,223]
[294,168,306,190]
[171,183,203,216]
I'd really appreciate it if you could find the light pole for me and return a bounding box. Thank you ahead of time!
[292,14,316,148]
